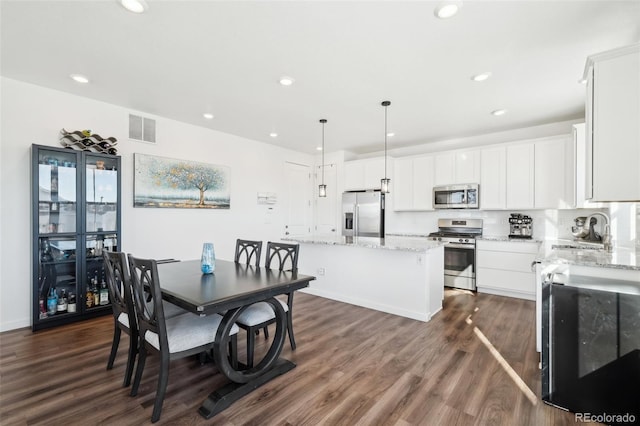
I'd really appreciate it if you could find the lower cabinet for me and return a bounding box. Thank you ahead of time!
[476,240,540,300]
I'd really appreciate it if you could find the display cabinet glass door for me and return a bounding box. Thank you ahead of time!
[37,236,80,319]
[37,150,78,235]
[33,145,121,330]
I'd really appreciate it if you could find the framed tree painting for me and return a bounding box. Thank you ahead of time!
[134,153,230,209]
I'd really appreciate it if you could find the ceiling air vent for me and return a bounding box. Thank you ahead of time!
[129,114,156,143]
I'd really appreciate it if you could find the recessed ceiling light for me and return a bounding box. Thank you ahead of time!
[279,76,295,86]
[387,132,395,137]
[269,132,278,138]
[491,109,507,116]
[70,74,89,84]
[471,72,492,82]
[316,146,323,151]
[203,113,214,120]
[120,0,148,13]
[434,1,462,19]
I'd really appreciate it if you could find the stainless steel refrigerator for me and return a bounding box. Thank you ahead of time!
[342,191,385,237]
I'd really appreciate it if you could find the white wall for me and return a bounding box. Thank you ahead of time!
[0,77,313,331]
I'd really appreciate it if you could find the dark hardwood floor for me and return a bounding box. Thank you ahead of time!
[1,290,591,425]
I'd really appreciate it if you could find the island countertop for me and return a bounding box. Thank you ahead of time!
[283,235,444,253]
[536,239,640,271]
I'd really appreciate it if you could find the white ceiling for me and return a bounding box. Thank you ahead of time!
[1,1,639,155]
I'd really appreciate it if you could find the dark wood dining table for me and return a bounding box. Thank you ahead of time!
[156,259,315,419]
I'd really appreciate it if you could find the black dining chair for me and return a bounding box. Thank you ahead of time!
[104,252,189,388]
[234,241,299,368]
[127,254,239,423]
[104,251,137,387]
[234,238,263,267]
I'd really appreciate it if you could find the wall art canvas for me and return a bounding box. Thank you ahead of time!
[134,153,230,209]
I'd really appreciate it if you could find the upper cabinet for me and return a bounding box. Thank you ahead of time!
[393,155,434,211]
[534,135,575,209]
[480,146,506,209]
[506,143,535,209]
[344,157,387,191]
[434,150,480,186]
[585,43,640,202]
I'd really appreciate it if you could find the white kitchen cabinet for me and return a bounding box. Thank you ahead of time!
[534,135,575,209]
[393,155,434,211]
[455,150,480,184]
[343,157,386,191]
[480,146,506,209]
[476,240,540,300]
[506,143,535,209]
[574,123,604,208]
[434,152,455,186]
[585,43,640,202]
[434,149,480,186]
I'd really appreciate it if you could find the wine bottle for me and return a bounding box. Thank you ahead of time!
[86,275,94,308]
[68,292,77,313]
[57,289,67,313]
[93,275,100,306]
[100,278,109,306]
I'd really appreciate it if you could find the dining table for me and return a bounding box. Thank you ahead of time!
[156,259,315,419]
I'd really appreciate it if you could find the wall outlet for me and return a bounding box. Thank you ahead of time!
[317,267,325,276]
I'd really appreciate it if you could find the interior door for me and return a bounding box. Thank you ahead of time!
[284,162,312,237]
[314,163,337,236]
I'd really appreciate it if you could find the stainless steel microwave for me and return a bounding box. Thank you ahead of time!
[433,184,479,209]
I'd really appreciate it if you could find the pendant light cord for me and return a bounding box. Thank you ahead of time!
[384,105,388,180]
[322,121,325,185]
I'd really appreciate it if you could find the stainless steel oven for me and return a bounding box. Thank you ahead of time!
[429,218,482,291]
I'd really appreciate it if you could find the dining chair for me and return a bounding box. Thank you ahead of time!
[235,241,299,368]
[104,251,137,387]
[127,254,239,423]
[103,252,188,388]
[234,238,263,267]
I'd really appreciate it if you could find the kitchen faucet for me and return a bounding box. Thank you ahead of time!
[585,212,612,251]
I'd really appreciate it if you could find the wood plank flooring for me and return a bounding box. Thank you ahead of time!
[0,290,592,425]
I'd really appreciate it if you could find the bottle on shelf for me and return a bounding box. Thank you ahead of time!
[93,274,100,307]
[51,177,58,192]
[57,289,67,314]
[39,297,47,319]
[47,287,58,316]
[68,292,77,313]
[86,275,94,309]
[99,276,109,306]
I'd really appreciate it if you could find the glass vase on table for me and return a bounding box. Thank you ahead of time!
[201,243,215,274]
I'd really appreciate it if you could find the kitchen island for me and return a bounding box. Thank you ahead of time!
[284,236,444,322]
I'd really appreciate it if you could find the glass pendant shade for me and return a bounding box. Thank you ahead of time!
[318,184,327,197]
[380,178,390,194]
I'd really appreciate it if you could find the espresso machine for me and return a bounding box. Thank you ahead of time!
[509,213,533,239]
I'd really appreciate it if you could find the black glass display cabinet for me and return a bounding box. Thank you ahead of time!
[32,144,121,331]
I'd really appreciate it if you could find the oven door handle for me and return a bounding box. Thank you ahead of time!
[446,243,475,249]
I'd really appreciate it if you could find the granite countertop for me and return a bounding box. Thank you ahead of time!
[477,236,543,243]
[283,235,444,253]
[536,239,640,271]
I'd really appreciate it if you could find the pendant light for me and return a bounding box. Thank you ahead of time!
[318,119,327,197]
[380,101,391,194]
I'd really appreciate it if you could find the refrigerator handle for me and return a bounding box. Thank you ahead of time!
[354,205,359,236]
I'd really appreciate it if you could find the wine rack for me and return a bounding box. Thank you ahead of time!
[59,128,118,155]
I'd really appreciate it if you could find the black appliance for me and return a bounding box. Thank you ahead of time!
[542,273,640,423]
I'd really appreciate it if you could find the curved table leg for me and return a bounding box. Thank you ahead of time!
[198,297,295,419]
